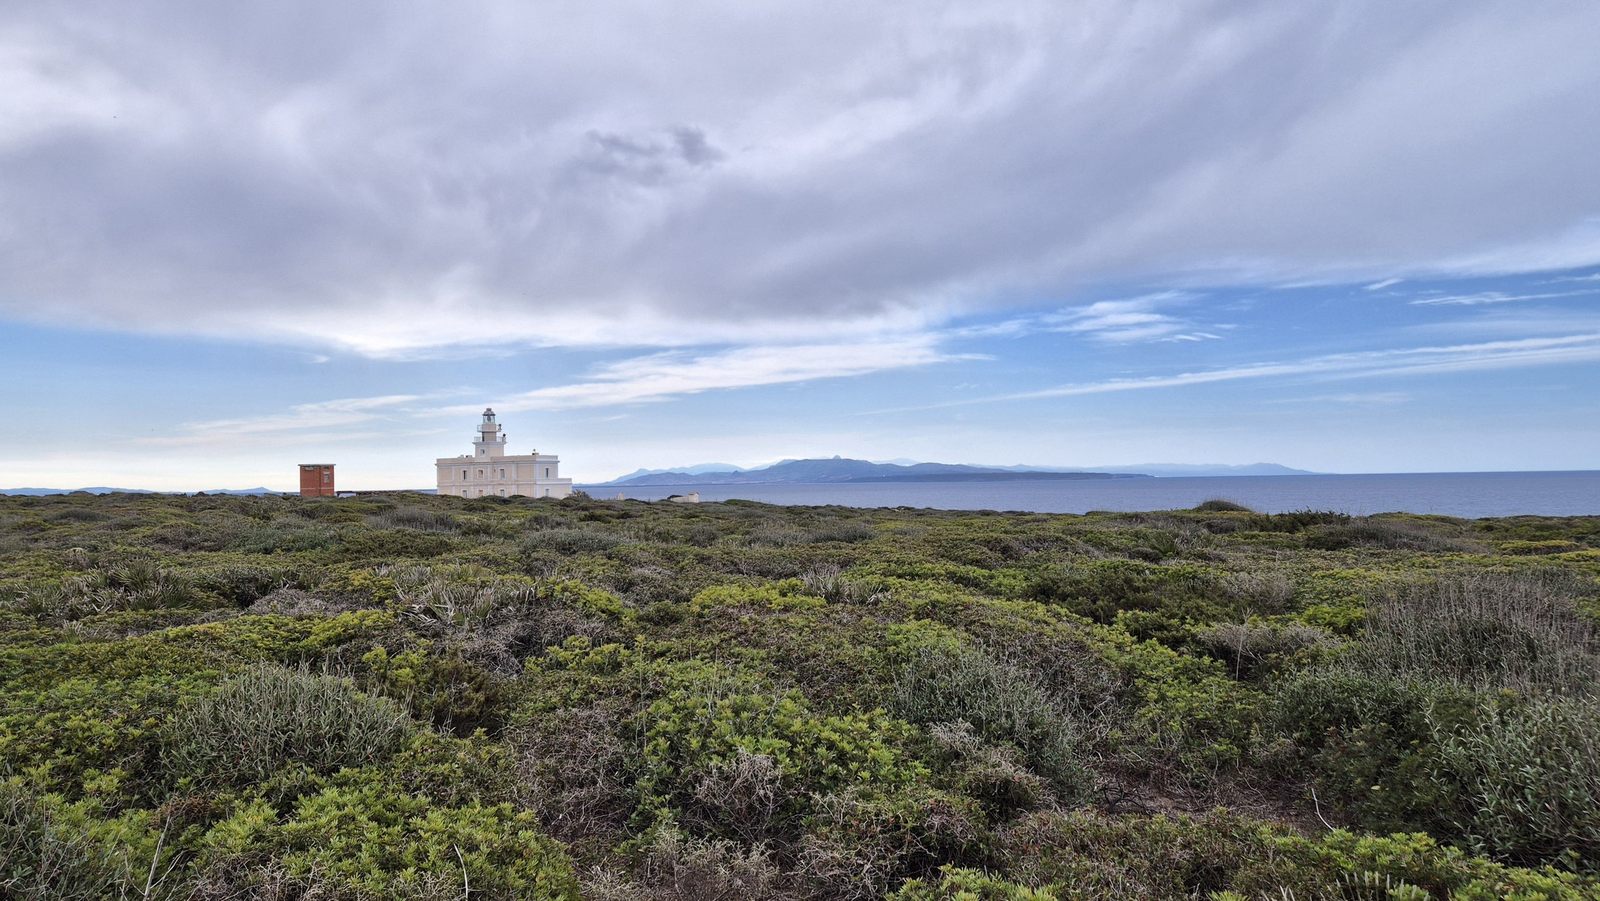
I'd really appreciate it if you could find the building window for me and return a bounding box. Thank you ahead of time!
[499,468,505,478]
[543,467,550,477]
[498,489,505,496]
[477,469,483,478]
[462,469,467,480]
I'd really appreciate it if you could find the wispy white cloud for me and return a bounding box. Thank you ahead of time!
[1365,278,1403,291]
[882,333,1600,411]
[1041,292,1215,343]
[1409,290,1599,306]
[473,336,963,413]
[144,394,427,447]
[1273,391,1411,406]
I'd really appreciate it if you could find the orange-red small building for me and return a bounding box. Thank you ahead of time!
[298,464,335,497]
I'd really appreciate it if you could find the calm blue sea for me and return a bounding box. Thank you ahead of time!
[585,471,1600,518]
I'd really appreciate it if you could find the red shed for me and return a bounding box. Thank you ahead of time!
[298,464,335,497]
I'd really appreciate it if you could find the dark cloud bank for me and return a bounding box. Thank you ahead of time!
[2,1,1598,355]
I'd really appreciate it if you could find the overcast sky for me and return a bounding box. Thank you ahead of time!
[2,1,1598,489]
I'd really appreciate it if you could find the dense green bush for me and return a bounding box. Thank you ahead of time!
[0,778,170,899]
[637,682,922,838]
[197,773,580,899]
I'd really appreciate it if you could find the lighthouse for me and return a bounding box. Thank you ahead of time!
[435,408,573,499]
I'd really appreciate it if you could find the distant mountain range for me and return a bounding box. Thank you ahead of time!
[589,457,1314,487]
[1084,463,1316,477]
[0,487,284,496]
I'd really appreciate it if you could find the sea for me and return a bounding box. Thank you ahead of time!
[584,471,1600,518]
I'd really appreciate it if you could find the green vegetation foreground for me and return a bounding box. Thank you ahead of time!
[2,492,1598,899]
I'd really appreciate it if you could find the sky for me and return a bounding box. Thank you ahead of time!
[2,1,1598,490]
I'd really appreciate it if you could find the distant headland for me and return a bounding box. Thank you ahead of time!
[589,457,1315,487]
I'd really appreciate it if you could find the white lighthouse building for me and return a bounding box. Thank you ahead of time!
[435,408,573,499]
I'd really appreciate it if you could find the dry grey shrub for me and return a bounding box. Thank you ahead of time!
[805,521,876,544]
[928,721,1049,816]
[1221,570,1298,615]
[189,860,340,901]
[800,565,886,606]
[795,789,984,901]
[893,642,1093,801]
[1350,569,1599,695]
[368,506,459,532]
[747,522,810,547]
[585,828,784,901]
[524,526,620,555]
[691,750,787,842]
[389,566,615,672]
[1195,620,1337,679]
[1337,871,1431,900]
[512,706,634,841]
[1306,516,1481,553]
[246,587,346,617]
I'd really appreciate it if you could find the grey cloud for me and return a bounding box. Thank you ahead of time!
[2,1,1599,354]
[579,126,725,185]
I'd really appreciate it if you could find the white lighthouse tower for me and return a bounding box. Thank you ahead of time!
[473,408,507,458]
[435,408,573,498]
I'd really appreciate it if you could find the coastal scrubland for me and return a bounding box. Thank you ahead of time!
[1,491,1598,899]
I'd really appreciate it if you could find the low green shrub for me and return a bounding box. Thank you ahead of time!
[0,778,175,900]
[1191,499,1253,513]
[1271,669,1473,833]
[891,866,1056,900]
[1244,509,1352,533]
[197,774,580,899]
[637,684,922,839]
[1026,560,1234,633]
[525,527,621,556]
[1193,619,1337,680]
[360,642,505,733]
[995,809,1599,900]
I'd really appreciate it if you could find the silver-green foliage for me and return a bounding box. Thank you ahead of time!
[893,641,1091,801]
[1429,697,1600,867]
[1348,569,1599,695]
[165,663,414,786]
